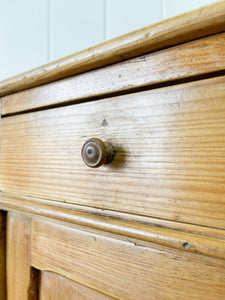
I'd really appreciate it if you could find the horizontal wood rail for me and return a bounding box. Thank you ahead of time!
[0,191,224,260]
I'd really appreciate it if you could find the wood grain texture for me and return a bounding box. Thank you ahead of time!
[7,212,32,300]
[1,191,225,240]
[2,32,225,115]
[32,219,225,300]
[0,1,224,96]
[0,191,225,260]
[39,271,113,300]
[0,211,6,300]
[1,76,225,228]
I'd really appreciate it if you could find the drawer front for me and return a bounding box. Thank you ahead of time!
[1,76,225,228]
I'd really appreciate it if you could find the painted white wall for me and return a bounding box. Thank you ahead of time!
[0,0,48,81]
[106,0,162,40]
[50,0,105,61]
[163,0,218,18]
[0,0,218,81]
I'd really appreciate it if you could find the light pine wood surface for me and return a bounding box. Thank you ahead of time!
[6,212,32,300]
[0,191,225,260]
[0,1,224,96]
[0,211,6,300]
[32,218,225,300]
[39,271,113,300]
[0,2,225,298]
[2,32,225,115]
[1,76,225,228]
[2,191,225,240]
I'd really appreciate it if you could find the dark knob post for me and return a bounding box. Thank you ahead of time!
[81,138,114,168]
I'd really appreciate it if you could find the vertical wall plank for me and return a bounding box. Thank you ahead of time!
[7,212,32,300]
[0,0,49,81]
[106,0,162,40]
[163,0,217,19]
[0,211,6,300]
[50,0,105,61]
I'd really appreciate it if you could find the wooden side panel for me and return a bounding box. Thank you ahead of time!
[2,32,225,115]
[1,76,225,228]
[39,271,113,300]
[31,219,225,300]
[0,211,6,300]
[7,212,32,299]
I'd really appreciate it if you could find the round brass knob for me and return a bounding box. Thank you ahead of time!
[81,138,114,168]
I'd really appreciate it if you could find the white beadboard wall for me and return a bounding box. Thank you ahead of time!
[0,0,218,81]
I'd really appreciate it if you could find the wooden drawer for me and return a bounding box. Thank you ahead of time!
[1,75,225,229]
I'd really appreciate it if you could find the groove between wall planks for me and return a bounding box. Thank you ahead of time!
[31,219,225,299]
[1,32,225,116]
[0,1,224,96]
[1,76,225,229]
[0,191,225,261]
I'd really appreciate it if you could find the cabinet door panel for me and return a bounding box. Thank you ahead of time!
[31,219,225,300]
[39,271,113,300]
